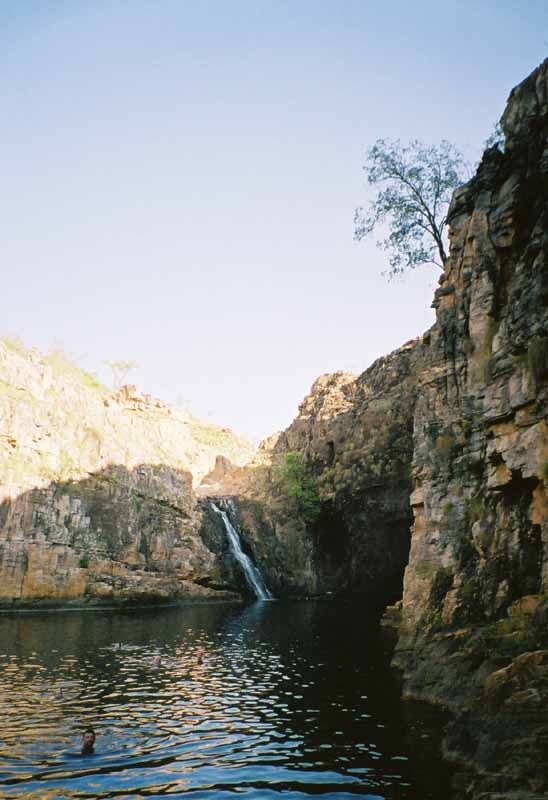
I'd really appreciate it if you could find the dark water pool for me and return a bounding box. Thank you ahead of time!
[0,600,451,799]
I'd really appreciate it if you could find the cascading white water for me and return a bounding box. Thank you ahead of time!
[211,502,273,601]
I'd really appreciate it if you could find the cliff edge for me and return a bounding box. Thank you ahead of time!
[0,341,255,606]
[393,58,548,798]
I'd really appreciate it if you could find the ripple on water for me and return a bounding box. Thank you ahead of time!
[0,601,451,799]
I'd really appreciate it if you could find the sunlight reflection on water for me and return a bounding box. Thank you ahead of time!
[0,600,450,798]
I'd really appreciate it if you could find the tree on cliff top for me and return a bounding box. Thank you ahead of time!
[354,139,466,278]
[105,359,138,390]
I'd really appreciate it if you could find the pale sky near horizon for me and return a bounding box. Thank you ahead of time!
[2,1,547,443]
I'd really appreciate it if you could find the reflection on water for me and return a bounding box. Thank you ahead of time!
[0,601,451,798]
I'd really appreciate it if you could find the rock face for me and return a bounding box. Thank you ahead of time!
[203,341,424,607]
[201,58,548,798]
[392,59,548,798]
[0,341,255,606]
[2,56,547,800]
[275,346,423,606]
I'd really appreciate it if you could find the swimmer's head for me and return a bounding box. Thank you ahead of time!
[81,728,96,754]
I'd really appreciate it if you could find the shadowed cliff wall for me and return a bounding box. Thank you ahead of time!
[0,464,246,606]
[202,340,424,608]
[392,59,548,799]
[200,58,548,798]
[0,341,255,605]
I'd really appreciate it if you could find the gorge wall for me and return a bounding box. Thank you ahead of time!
[200,58,548,798]
[0,341,255,606]
[202,341,424,608]
[1,55,547,800]
[392,59,548,798]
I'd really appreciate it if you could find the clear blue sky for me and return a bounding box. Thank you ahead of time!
[2,1,547,442]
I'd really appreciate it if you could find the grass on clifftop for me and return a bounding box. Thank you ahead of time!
[188,417,253,455]
[44,350,107,393]
[2,337,29,356]
[1,337,107,394]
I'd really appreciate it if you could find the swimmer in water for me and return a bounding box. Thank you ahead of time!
[81,727,96,755]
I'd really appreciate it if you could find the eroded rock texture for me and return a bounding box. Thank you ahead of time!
[2,55,547,800]
[394,59,548,798]
[0,341,254,605]
[203,58,548,798]
[204,340,423,607]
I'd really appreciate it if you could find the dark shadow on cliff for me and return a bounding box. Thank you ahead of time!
[254,344,423,611]
[0,462,244,607]
[312,489,413,611]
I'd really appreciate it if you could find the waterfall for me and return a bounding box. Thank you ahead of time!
[211,502,273,601]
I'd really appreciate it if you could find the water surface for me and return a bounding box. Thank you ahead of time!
[0,600,451,798]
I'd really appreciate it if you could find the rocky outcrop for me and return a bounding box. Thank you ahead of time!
[2,56,547,799]
[201,58,548,798]
[202,340,424,607]
[0,341,255,605]
[392,59,548,798]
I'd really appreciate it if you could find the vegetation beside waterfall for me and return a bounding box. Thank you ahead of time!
[276,452,321,525]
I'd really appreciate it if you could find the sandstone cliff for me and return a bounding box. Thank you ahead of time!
[0,340,255,606]
[2,55,547,800]
[201,58,548,798]
[201,340,424,607]
[391,59,548,798]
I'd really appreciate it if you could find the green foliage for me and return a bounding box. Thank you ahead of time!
[485,317,499,344]
[1,338,105,392]
[459,580,477,600]
[189,418,247,452]
[278,452,321,525]
[526,335,548,382]
[78,555,90,569]
[482,617,534,657]
[1,336,28,355]
[354,138,466,277]
[46,350,106,392]
[467,494,485,523]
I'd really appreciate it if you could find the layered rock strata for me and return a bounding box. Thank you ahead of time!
[2,54,547,800]
[392,59,548,798]
[0,341,254,605]
[201,340,424,607]
[203,58,548,798]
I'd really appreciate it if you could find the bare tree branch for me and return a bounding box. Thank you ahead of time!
[355,139,465,278]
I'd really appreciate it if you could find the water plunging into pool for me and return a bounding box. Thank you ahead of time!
[211,501,273,600]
